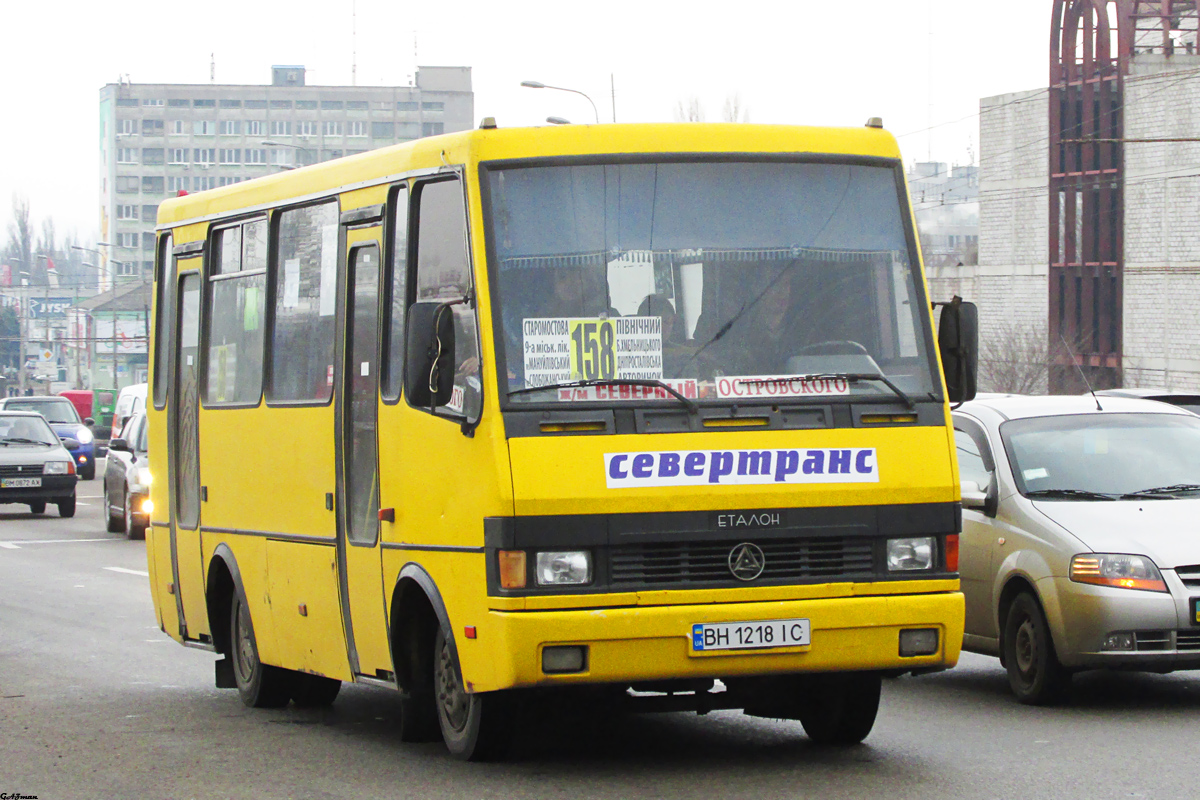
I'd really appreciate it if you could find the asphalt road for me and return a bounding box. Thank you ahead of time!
[3,467,1200,799]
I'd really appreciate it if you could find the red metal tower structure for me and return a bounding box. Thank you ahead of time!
[1049,1,1198,390]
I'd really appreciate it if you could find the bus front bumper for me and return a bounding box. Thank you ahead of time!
[475,590,964,691]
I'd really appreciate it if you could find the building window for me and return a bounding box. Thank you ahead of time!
[168,147,188,164]
[117,232,139,248]
[323,121,343,136]
[193,99,216,108]
[116,119,137,136]
[142,119,164,136]
[244,149,267,165]
[117,148,138,164]
[168,176,189,194]
[269,149,293,166]
[217,176,243,187]
[219,120,241,136]
[220,148,241,165]
[296,100,318,110]
[168,99,189,108]
[194,120,216,136]
[270,100,292,110]
[397,101,418,112]
[220,99,242,109]
[116,98,139,108]
[117,261,136,276]
[142,232,156,251]
[142,148,165,166]
[170,120,185,135]
[321,100,343,110]
[297,149,318,166]
[193,148,216,165]
[371,121,394,139]
[206,218,268,405]
[246,120,265,136]
[116,176,139,193]
[296,120,318,137]
[143,98,164,107]
[347,100,369,111]
[371,101,391,110]
[193,176,217,191]
[245,99,267,109]
[270,201,339,403]
[422,123,444,137]
[398,122,420,139]
[347,149,367,157]
[322,149,343,161]
[117,205,138,220]
[270,120,291,137]
[142,176,165,194]
[421,102,444,112]
[142,203,159,221]
[348,121,367,137]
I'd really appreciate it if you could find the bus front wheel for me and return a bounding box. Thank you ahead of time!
[433,628,516,761]
[797,672,882,745]
[230,593,291,708]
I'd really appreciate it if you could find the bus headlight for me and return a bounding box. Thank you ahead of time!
[136,468,153,486]
[535,551,592,586]
[75,428,94,444]
[887,537,934,571]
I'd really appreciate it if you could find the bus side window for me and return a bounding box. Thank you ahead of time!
[411,178,481,422]
[382,185,409,401]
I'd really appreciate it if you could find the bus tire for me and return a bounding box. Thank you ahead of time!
[797,672,882,745]
[433,627,515,761]
[290,673,341,708]
[230,592,292,708]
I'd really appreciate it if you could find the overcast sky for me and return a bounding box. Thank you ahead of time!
[1,0,1053,243]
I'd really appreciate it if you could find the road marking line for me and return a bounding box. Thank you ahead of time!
[0,542,20,549]
[105,566,150,577]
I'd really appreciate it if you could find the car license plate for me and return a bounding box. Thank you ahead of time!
[691,618,810,652]
[1,477,41,488]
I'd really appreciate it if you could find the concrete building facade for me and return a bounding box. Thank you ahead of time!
[97,65,473,292]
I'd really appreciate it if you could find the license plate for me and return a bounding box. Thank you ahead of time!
[1,477,41,488]
[691,618,810,652]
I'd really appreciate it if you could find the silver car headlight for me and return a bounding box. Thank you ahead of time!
[75,427,94,444]
[535,551,592,586]
[1070,553,1167,592]
[43,461,72,475]
[887,537,935,571]
[136,468,153,487]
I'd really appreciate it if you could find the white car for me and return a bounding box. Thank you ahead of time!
[954,395,1200,703]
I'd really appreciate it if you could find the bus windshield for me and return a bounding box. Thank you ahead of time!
[486,159,937,406]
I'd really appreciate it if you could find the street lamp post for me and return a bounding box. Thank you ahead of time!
[520,81,601,124]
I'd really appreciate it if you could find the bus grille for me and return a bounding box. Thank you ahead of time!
[0,464,43,476]
[610,536,876,587]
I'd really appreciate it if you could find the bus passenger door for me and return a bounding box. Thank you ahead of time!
[337,226,390,678]
[168,270,208,640]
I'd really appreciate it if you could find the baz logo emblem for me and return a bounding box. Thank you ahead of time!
[728,542,766,581]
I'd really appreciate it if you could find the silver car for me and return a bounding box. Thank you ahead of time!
[954,395,1200,704]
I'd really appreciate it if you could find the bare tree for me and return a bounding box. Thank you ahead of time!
[674,97,705,122]
[978,322,1050,395]
[5,194,33,282]
[722,92,750,123]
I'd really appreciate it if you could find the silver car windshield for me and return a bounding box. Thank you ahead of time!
[0,415,59,445]
[1002,413,1200,497]
[486,160,936,406]
[4,398,80,424]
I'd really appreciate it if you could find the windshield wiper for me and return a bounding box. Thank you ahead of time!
[737,372,915,409]
[1120,483,1200,499]
[0,437,52,446]
[508,379,698,414]
[1025,488,1116,501]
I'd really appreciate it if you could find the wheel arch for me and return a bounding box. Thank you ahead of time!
[206,542,253,658]
[388,562,458,693]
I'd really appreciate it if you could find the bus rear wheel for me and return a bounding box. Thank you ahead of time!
[433,628,515,761]
[230,593,291,708]
[797,672,882,745]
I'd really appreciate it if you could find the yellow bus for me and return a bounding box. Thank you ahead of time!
[146,120,977,760]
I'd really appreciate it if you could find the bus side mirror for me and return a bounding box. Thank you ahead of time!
[405,301,456,408]
[938,299,978,403]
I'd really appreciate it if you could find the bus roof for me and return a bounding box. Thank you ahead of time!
[156,123,903,230]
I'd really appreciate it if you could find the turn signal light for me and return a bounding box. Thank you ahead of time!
[944,534,959,572]
[498,550,527,589]
[1070,554,1167,592]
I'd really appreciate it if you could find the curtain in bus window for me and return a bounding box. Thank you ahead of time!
[271,202,339,402]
